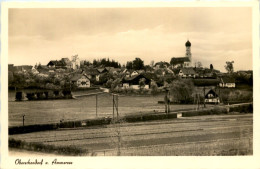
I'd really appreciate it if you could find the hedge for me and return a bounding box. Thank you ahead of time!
[9,124,59,135]
[9,138,88,156]
[182,107,228,117]
[229,104,253,113]
[9,104,253,135]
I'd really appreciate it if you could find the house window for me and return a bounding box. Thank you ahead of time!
[208,94,214,98]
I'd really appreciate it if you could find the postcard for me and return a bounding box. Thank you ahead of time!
[1,1,260,169]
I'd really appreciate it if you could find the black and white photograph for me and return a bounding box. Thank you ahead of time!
[1,1,260,168]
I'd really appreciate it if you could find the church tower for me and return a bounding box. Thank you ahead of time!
[185,40,192,67]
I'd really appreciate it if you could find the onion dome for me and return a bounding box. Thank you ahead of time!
[185,40,191,47]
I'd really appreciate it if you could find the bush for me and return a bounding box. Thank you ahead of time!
[9,124,59,135]
[9,138,88,156]
[229,104,253,113]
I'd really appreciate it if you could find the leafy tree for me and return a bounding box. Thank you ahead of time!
[139,78,146,89]
[8,71,14,86]
[111,78,122,91]
[132,58,144,70]
[106,79,114,88]
[169,79,194,103]
[126,61,133,69]
[225,61,234,73]
[144,65,153,72]
[150,80,158,95]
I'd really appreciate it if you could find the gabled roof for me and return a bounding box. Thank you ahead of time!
[122,74,151,83]
[171,57,190,65]
[180,68,196,75]
[205,89,218,98]
[70,74,89,82]
[97,68,107,73]
[47,60,67,67]
[220,77,235,83]
[83,68,99,75]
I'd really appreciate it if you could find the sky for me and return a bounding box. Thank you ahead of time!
[8,7,252,72]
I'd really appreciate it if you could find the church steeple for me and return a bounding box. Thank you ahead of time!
[185,40,191,47]
[185,40,192,67]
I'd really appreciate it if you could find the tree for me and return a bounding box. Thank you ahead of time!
[111,78,121,91]
[170,79,195,103]
[210,64,214,70]
[139,78,146,89]
[126,61,133,69]
[225,61,234,74]
[150,80,158,95]
[132,58,144,70]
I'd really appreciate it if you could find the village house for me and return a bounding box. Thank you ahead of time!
[122,74,151,89]
[154,61,170,70]
[82,68,100,82]
[97,68,108,74]
[219,77,236,88]
[204,89,220,104]
[47,60,67,69]
[124,69,139,77]
[178,68,196,78]
[70,74,91,88]
[61,58,73,69]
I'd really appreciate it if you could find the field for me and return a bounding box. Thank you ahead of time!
[9,91,206,127]
[9,114,253,156]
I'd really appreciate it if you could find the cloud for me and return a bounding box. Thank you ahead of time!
[8,7,252,72]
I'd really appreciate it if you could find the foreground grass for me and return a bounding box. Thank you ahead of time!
[100,137,253,156]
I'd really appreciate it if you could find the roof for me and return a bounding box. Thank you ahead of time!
[205,89,218,98]
[83,68,99,75]
[180,68,196,75]
[70,74,89,81]
[221,77,235,83]
[122,74,151,83]
[47,60,67,67]
[154,61,170,67]
[185,40,191,47]
[97,68,106,73]
[171,57,190,65]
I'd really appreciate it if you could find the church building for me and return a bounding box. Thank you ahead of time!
[170,40,192,68]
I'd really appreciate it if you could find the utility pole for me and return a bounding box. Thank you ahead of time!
[112,94,114,121]
[22,114,25,127]
[197,94,200,110]
[168,91,170,114]
[164,88,169,114]
[203,86,206,108]
[112,94,119,121]
[218,86,221,103]
[96,94,98,117]
[116,95,119,120]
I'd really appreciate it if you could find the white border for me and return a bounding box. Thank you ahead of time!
[1,1,260,169]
